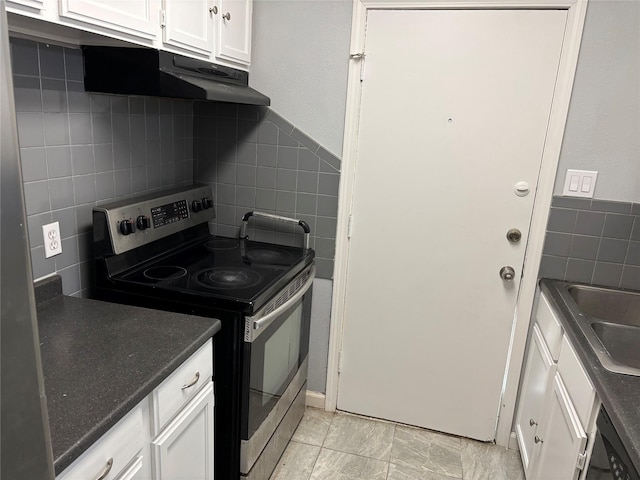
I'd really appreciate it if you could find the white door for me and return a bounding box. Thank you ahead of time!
[337,9,566,441]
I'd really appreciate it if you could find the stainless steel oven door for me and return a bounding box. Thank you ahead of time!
[240,264,315,478]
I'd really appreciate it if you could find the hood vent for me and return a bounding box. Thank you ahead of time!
[81,46,270,106]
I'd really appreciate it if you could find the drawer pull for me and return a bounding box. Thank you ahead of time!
[529,418,538,426]
[181,371,200,390]
[95,458,113,480]
[534,435,544,444]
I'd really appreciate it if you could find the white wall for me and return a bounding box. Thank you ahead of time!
[250,0,353,157]
[554,0,640,202]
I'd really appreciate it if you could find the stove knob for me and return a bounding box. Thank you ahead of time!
[136,215,151,230]
[201,197,212,210]
[191,200,202,213]
[119,219,134,236]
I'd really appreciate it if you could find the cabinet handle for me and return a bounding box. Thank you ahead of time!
[222,12,231,20]
[529,418,538,426]
[209,6,217,14]
[181,371,200,390]
[534,435,544,444]
[94,458,113,480]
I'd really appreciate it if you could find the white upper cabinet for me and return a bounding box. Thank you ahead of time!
[58,0,160,42]
[6,0,45,13]
[162,0,215,57]
[7,0,252,68]
[215,0,251,65]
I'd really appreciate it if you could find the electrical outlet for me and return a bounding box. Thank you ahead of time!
[562,169,598,198]
[42,221,63,258]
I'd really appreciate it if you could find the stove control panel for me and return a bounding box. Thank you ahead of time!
[152,199,189,228]
[93,185,215,255]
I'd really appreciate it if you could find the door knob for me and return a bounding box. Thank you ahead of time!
[222,12,231,20]
[500,266,515,281]
[534,435,543,444]
[209,6,218,14]
[506,228,522,243]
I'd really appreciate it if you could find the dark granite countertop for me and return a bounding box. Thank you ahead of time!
[540,278,640,471]
[35,277,221,475]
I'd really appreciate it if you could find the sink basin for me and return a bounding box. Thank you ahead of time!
[560,284,640,376]
[568,285,640,326]
[590,322,640,370]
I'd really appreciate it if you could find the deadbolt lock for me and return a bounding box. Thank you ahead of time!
[507,228,522,243]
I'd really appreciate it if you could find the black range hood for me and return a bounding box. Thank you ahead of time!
[82,46,270,106]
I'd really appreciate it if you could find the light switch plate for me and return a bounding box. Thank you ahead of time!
[42,221,62,258]
[562,169,598,198]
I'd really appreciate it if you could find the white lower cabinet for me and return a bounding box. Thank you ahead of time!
[57,340,214,480]
[151,382,214,480]
[57,404,145,480]
[116,456,147,480]
[515,290,598,480]
[514,324,556,475]
[533,374,588,480]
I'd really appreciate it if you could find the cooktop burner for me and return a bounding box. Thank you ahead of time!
[196,267,263,289]
[143,266,187,280]
[205,238,240,251]
[244,248,294,265]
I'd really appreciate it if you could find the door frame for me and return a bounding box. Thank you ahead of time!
[326,0,588,448]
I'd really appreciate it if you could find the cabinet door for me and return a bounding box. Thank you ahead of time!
[59,0,158,41]
[6,0,44,12]
[514,324,556,475]
[215,0,251,65]
[532,374,587,480]
[115,456,145,480]
[163,0,214,57]
[151,382,214,480]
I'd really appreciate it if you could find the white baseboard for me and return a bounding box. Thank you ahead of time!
[305,390,326,409]
[508,431,520,451]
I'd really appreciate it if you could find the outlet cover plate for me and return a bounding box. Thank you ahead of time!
[42,221,62,258]
[562,169,598,198]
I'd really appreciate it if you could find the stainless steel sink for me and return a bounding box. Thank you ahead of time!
[563,284,640,376]
[568,285,640,327]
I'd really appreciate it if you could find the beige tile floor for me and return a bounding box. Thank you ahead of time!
[270,408,525,480]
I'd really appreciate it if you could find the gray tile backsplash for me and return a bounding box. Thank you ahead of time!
[541,196,640,290]
[11,38,194,297]
[13,39,341,293]
[194,104,341,279]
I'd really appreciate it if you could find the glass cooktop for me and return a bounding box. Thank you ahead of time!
[119,236,311,304]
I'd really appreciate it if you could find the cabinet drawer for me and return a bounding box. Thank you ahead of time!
[57,404,144,480]
[536,291,563,361]
[557,335,596,428]
[151,339,213,433]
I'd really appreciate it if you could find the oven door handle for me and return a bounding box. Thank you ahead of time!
[250,265,315,336]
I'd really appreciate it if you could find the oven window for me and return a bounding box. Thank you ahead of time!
[245,290,311,438]
[261,303,302,406]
